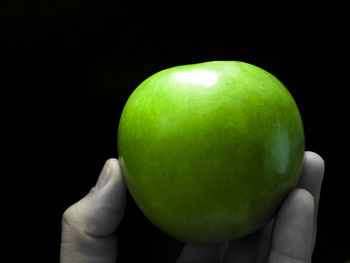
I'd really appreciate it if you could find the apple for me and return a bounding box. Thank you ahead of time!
[117,61,305,243]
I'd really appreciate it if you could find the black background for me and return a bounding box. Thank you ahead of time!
[3,2,349,262]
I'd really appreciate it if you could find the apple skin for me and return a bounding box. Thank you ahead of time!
[117,61,305,243]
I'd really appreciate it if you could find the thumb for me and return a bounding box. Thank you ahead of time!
[60,158,127,263]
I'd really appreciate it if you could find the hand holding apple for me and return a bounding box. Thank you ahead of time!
[60,61,325,263]
[60,152,324,263]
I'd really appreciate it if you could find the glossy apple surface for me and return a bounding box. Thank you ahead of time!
[117,61,305,243]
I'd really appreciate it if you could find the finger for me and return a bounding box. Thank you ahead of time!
[60,158,127,263]
[176,241,228,263]
[297,151,325,248]
[298,151,325,215]
[268,188,314,263]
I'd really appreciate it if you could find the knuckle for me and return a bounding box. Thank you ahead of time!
[61,187,97,224]
[61,204,87,236]
[62,204,76,225]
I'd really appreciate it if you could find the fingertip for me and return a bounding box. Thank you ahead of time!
[105,158,126,186]
[105,158,119,174]
[299,151,325,194]
[100,158,128,211]
[304,151,325,172]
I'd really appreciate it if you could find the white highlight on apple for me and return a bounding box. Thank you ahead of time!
[265,120,290,174]
[172,70,219,87]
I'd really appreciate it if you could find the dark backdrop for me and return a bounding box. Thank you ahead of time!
[3,3,348,262]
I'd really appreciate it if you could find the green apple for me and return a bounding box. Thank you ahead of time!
[117,61,305,243]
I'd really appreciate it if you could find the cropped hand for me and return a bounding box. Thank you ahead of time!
[60,151,324,263]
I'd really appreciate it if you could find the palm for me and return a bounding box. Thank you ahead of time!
[219,218,275,262]
[177,151,324,263]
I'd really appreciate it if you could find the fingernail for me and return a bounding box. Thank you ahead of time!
[96,160,112,189]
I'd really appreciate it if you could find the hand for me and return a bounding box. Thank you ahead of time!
[176,151,325,263]
[60,151,324,263]
[60,158,127,262]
